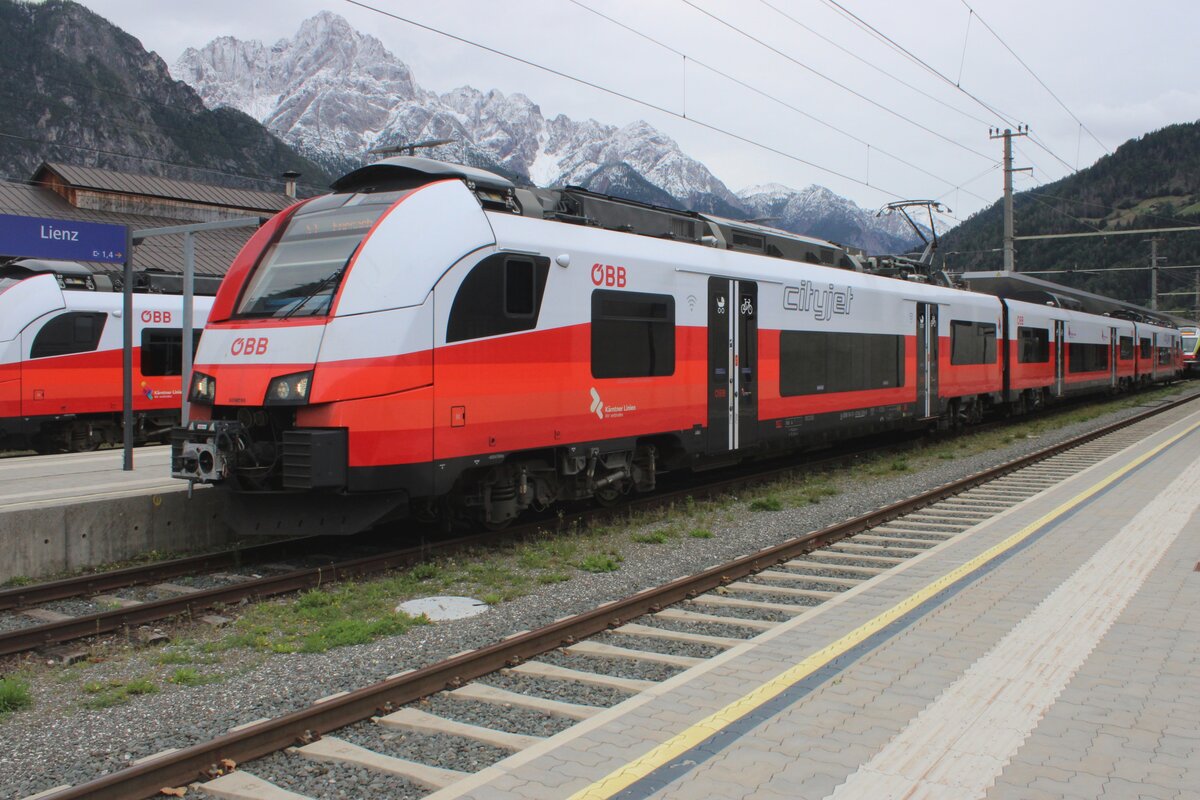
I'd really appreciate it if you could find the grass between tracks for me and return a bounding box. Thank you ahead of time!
[1,384,1189,718]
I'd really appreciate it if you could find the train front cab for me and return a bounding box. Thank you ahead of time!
[1179,326,1198,376]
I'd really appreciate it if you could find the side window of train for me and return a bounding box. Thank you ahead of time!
[949,320,997,365]
[591,290,675,378]
[30,312,107,358]
[779,331,904,396]
[1068,342,1108,372]
[1140,338,1151,359]
[1017,326,1050,363]
[141,329,204,376]
[446,254,550,343]
[1119,336,1134,360]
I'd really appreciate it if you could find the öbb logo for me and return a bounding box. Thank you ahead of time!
[591,263,627,288]
[230,337,268,356]
[140,310,172,324]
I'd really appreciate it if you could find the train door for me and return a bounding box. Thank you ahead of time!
[1054,320,1065,396]
[1109,327,1118,388]
[915,302,938,417]
[1152,332,1159,381]
[707,277,757,453]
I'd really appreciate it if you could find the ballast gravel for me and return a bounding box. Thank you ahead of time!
[637,616,760,640]
[250,749,423,800]
[416,695,575,738]
[534,650,683,683]
[337,722,510,772]
[480,671,631,707]
[0,614,39,634]
[1,391,1196,799]
[598,631,727,660]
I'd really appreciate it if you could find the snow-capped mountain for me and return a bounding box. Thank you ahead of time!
[738,183,930,255]
[173,11,921,251]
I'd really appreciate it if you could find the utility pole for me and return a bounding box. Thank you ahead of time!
[990,126,1031,271]
[1146,237,1165,310]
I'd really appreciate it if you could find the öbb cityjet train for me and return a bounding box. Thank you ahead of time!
[0,266,212,452]
[171,157,1183,535]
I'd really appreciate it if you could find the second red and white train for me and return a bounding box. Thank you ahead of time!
[171,157,1184,535]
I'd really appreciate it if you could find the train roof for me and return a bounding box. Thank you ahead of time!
[961,270,1181,328]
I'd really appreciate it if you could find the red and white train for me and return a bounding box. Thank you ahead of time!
[1182,325,1199,375]
[0,264,211,453]
[171,158,1184,535]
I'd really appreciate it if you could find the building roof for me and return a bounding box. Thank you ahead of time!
[0,180,265,277]
[34,162,293,213]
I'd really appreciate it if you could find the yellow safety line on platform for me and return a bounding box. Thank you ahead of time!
[569,417,1200,800]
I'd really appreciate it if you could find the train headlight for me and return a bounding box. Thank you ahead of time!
[265,371,314,405]
[189,371,216,404]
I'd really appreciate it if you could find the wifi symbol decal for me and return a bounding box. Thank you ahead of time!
[687,295,697,311]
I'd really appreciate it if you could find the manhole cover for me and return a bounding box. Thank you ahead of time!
[396,595,490,621]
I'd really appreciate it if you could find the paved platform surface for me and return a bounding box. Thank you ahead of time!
[435,405,1200,800]
[0,446,176,511]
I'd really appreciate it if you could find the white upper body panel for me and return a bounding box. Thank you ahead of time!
[470,213,1001,345]
[0,275,65,343]
[334,180,496,317]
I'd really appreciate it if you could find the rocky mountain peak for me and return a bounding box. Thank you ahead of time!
[172,11,922,252]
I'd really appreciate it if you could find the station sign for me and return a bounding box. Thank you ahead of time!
[0,213,127,264]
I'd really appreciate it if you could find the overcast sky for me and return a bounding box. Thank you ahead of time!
[69,0,1200,223]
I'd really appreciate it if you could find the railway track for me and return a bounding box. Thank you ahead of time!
[25,390,1199,800]
[1,388,1177,660]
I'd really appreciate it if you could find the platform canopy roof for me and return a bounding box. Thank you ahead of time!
[960,270,1187,328]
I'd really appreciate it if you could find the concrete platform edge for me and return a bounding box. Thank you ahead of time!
[0,488,233,581]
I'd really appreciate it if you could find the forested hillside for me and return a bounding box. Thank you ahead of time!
[0,0,328,190]
[941,122,1200,314]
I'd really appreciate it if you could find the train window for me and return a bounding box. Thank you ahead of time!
[504,259,536,317]
[1119,336,1134,360]
[447,254,551,342]
[1017,326,1050,363]
[950,321,996,365]
[1068,343,1109,373]
[235,198,398,318]
[591,290,675,378]
[1140,338,1151,359]
[1157,346,1172,365]
[30,312,107,358]
[141,329,203,376]
[779,331,904,396]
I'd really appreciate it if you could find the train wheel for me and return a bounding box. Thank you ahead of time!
[593,482,627,507]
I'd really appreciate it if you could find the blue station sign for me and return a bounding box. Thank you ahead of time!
[0,214,127,264]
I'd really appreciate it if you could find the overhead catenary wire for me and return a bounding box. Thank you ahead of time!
[753,0,997,128]
[957,0,1112,155]
[819,0,1078,181]
[676,0,997,163]
[341,0,926,203]
[566,0,994,204]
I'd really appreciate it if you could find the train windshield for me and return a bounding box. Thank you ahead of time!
[1184,334,1198,352]
[235,191,406,318]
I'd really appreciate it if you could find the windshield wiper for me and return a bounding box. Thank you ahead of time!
[279,268,344,320]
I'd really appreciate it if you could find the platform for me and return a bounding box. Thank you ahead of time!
[434,405,1200,799]
[0,447,231,581]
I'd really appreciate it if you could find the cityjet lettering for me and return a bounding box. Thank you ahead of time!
[782,281,854,322]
